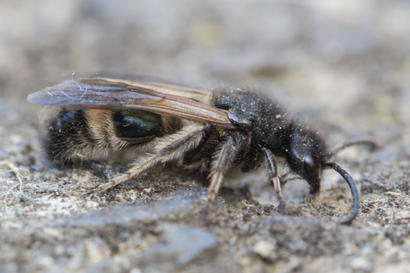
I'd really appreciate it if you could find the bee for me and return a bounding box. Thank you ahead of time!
[27,77,376,224]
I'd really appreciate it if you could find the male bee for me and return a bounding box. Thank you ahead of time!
[28,77,376,224]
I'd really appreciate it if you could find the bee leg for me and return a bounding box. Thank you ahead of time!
[207,135,240,204]
[85,123,205,195]
[278,172,290,187]
[263,148,287,213]
[279,173,303,187]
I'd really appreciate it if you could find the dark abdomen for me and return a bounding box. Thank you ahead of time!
[45,110,94,166]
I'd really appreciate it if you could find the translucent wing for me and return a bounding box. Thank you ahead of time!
[27,77,234,128]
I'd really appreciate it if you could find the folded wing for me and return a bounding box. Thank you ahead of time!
[27,77,234,128]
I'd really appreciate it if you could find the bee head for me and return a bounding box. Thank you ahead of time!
[287,129,326,193]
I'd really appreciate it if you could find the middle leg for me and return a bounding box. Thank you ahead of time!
[207,135,237,203]
[207,133,249,203]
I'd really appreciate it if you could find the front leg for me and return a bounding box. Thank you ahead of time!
[263,148,286,213]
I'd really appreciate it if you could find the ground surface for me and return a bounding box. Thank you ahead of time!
[0,1,409,273]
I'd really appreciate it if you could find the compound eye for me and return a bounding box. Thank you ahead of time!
[303,155,314,168]
[304,155,321,175]
[114,110,163,139]
[303,155,321,193]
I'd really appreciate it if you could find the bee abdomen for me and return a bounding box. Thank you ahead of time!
[45,110,96,166]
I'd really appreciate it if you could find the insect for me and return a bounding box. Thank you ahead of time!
[27,77,376,224]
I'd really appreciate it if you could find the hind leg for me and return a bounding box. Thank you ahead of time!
[86,123,206,194]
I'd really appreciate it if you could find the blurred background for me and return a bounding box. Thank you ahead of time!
[0,1,409,273]
[1,0,409,130]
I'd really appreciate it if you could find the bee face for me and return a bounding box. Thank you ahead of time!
[28,77,373,224]
[287,130,326,194]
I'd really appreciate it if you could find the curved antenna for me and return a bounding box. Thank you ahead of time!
[326,140,378,159]
[323,162,359,225]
